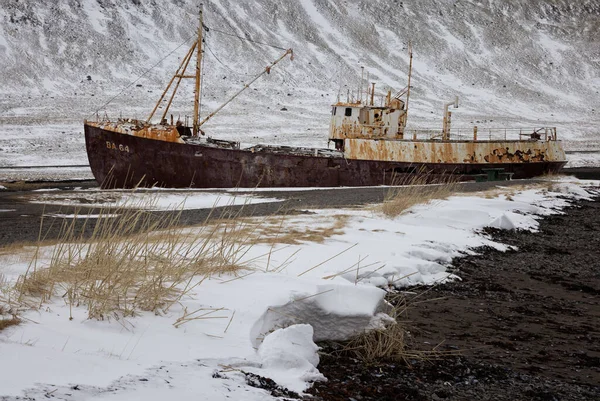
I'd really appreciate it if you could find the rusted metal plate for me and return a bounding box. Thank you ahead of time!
[85,124,567,189]
[343,138,566,164]
[86,121,184,144]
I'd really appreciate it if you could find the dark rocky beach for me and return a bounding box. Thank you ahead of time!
[308,196,600,400]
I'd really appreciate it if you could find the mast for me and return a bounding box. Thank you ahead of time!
[193,4,204,136]
[147,42,197,123]
[405,42,413,123]
[147,4,292,133]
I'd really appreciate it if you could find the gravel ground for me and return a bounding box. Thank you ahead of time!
[308,197,600,401]
[0,179,551,247]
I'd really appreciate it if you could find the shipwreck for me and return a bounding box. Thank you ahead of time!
[84,6,567,189]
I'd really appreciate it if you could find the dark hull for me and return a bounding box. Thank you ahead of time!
[85,125,567,188]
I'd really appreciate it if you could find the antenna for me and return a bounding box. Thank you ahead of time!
[336,60,342,103]
[359,66,364,103]
[366,71,369,104]
[371,82,375,106]
[405,41,413,125]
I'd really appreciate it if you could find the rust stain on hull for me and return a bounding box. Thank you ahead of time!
[343,138,566,165]
[88,121,185,143]
[85,125,567,189]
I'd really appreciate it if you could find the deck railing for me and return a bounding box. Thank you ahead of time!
[404,127,558,142]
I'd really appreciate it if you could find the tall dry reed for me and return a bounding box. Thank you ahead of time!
[381,171,460,217]
[14,194,256,320]
[0,273,21,331]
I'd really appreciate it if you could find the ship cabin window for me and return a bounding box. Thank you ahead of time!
[345,107,352,117]
[332,107,337,115]
[359,107,370,125]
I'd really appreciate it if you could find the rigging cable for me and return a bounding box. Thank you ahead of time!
[205,26,287,51]
[89,34,195,118]
[89,25,288,119]
[203,29,296,87]
[204,41,254,76]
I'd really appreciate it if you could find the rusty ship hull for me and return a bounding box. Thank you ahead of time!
[85,124,567,189]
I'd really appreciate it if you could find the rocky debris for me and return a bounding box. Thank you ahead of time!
[243,372,302,400]
[308,197,600,400]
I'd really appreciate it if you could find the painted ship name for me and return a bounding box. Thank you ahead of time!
[106,141,130,153]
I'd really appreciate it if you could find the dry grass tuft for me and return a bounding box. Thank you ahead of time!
[0,273,21,331]
[474,182,553,201]
[334,294,459,365]
[14,195,255,320]
[239,214,350,245]
[540,171,564,180]
[0,243,29,258]
[0,317,20,332]
[381,172,460,218]
[344,319,407,363]
[340,294,409,363]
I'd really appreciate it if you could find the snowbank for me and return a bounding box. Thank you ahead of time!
[1,179,598,399]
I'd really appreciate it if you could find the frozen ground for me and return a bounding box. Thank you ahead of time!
[1,177,598,399]
[27,189,282,211]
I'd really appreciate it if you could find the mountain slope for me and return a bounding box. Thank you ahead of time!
[0,0,598,149]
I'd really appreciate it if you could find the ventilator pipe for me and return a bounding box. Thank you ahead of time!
[442,96,459,140]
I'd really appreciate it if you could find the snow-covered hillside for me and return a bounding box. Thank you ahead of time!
[0,0,599,168]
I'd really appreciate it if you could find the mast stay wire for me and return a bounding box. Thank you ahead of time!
[203,26,292,77]
[207,24,301,89]
[204,39,254,77]
[90,22,290,119]
[205,26,288,52]
[89,34,196,119]
[207,23,323,90]
[203,31,297,90]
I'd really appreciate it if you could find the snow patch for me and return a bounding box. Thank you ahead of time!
[43,213,119,219]
[27,191,282,211]
[82,0,109,35]
[0,179,598,398]
[299,0,337,36]
[538,32,569,61]
[254,324,325,393]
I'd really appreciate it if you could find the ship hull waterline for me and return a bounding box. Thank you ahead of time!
[85,125,567,189]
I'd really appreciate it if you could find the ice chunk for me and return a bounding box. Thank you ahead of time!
[488,213,517,230]
[250,282,389,345]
